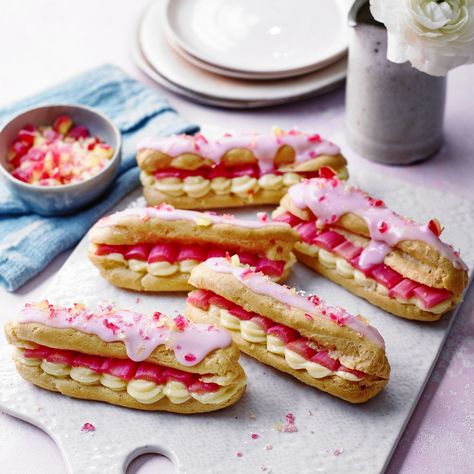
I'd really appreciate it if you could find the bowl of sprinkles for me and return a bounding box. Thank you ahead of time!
[0,104,121,215]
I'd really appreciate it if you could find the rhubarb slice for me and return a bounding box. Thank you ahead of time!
[162,368,195,386]
[46,349,76,365]
[229,306,257,320]
[125,244,151,261]
[318,166,337,179]
[96,244,129,256]
[176,245,207,262]
[188,380,220,393]
[155,168,202,179]
[267,324,300,343]
[72,353,104,372]
[208,163,229,179]
[255,258,284,277]
[295,221,319,243]
[208,295,236,311]
[100,358,138,381]
[311,351,340,371]
[148,243,178,263]
[229,164,258,178]
[23,345,52,359]
[286,338,317,360]
[250,315,274,332]
[273,212,302,227]
[412,284,452,309]
[333,240,362,260]
[370,264,403,289]
[207,248,227,259]
[313,230,345,251]
[238,252,258,267]
[350,255,375,277]
[338,365,365,378]
[187,289,213,310]
[388,279,419,300]
[135,362,166,384]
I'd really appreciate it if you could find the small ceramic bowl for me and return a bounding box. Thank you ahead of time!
[0,104,122,216]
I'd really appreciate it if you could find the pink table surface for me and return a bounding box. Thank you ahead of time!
[0,1,473,472]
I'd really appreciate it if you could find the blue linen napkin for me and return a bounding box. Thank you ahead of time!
[0,64,198,291]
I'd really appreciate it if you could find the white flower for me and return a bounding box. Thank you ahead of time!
[370,0,474,76]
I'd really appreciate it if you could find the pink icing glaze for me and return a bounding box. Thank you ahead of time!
[203,258,385,348]
[288,178,467,271]
[18,302,231,365]
[96,204,289,230]
[137,129,340,174]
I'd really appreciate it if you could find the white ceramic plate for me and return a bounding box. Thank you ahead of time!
[132,41,271,108]
[132,38,345,109]
[138,0,347,106]
[164,32,323,81]
[163,0,350,76]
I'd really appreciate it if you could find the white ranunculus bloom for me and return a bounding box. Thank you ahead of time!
[370,0,474,76]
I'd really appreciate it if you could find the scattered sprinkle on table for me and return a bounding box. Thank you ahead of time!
[81,422,95,432]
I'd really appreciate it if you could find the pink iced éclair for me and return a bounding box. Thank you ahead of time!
[19,302,231,365]
[202,258,386,348]
[287,178,467,271]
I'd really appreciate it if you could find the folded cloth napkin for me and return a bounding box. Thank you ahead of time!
[0,64,198,291]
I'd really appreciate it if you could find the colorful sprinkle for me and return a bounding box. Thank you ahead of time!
[378,221,388,233]
[103,319,119,334]
[282,413,297,433]
[174,315,188,331]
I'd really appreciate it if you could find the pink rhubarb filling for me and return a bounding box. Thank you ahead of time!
[23,345,220,392]
[153,165,334,181]
[274,212,453,309]
[95,242,286,277]
[187,290,365,379]
[153,163,334,180]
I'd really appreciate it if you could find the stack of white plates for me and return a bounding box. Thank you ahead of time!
[133,0,351,108]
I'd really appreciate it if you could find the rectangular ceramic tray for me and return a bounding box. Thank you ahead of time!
[1,170,472,474]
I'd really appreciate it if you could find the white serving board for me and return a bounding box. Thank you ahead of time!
[1,171,473,474]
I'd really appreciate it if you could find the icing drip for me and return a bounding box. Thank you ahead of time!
[288,178,467,270]
[137,129,340,174]
[358,240,392,269]
[203,258,385,348]
[18,302,231,365]
[97,204,289,230]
